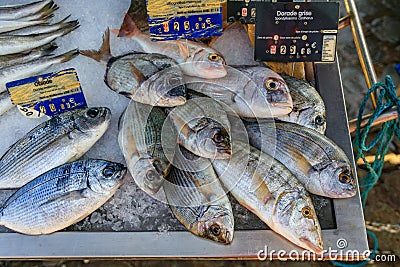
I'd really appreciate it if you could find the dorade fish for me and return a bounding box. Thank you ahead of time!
[164,146,234,244]
[81,29,186,107]
[0,159,126,235]
[276,74,326,134]
[164,96,231,159]
[245,120,356,198]
[113,13,227,79]
[0,107,111,189]
[185,66,293,118]
[212,140,323,254]
[118,101,170,195]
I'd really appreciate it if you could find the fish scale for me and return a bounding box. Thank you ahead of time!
[0,108,111,189]
[0,160,126,235]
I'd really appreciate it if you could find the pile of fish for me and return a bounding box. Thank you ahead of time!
[88,14,358,254]
[0,0,80,117]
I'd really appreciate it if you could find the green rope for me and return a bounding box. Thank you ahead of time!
[330,75,399,266]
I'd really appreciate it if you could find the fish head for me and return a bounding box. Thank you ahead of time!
[73,107,111,134]
[183,48,227,79]
[272,190,323,254]
[192,118,231,159]
[197,206,234,244]
[318,160,356,198]
[290,104,327,134]
[87,161,127,194]
[311,106,327,134]
[132,158,168,195]
[142,67,187,107]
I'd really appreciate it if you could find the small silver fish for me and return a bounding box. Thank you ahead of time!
[0,49,78,93]
[0,19,46,34]
[0,0,54,21]
[113,13,227,79]
[0,43,57,69]
[185,66,293,118]
[0,159,126,235]
[118,101,170,195]
[276,74,326,134]
[212,140,323,254]
[6,16,79,36]
[81,29,186,107]
[0,22,78,56]
[244,120,356,198]
[165,96,231,159]
[164,146,234,244]
[0,107,111,189]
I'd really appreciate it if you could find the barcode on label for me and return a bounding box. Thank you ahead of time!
[322,35,336,62]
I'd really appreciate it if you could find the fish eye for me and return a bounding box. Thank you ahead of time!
[339,172,351,184]
[212,132,224,143]
[86,108,100,118]
[301,206,313,219]
[102,166,115,178]
[168,77,180,86]
[265,79,279,91]
[146,170,156,181]
[314,115,325,126]
[209,224,221,236]
[208,53,221,62]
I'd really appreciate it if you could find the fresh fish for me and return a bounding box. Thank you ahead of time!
[81,29,186,107]
[276,74,326,134]
[165,96,231,159]
[164,146,234,244]
[113,13,227,79]
[0,49,78,93]
[0,43,57,69]
[0,107,111,189]
[185,66,293,118]
[244,120,356,198]
[0,0,54,21]
[118,101,170,195]
[0,91,13,117]
[0,22,78,56]
[0,19,46,34]
[212,140,323,254]
[6,16,78,36]
[0,159,126,235]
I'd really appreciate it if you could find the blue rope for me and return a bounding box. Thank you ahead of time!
[330,75,399,266]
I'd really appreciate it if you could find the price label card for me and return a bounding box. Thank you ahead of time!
[254,2,339,62]
[6,68,87,118]
[147,0,224,41]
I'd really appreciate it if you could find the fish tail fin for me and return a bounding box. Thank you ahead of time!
[36,1,59,21]
[80,28,111,63]
[58,14,72,24]
[58,19,80,37]
[113,13,141,38]
[40,43,58,56]
[56,49,79,63]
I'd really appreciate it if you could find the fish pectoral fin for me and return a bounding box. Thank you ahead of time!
[286,146,313,174]
[128,62,146,84]
[177,41,190,61]
[38,190,88,207]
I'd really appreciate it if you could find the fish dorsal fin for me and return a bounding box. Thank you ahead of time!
[38,189,89,208]
[115,13,141,38]
[80,28,111,63]
[177,41,190,61]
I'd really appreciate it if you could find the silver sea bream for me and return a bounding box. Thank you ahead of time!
[118,101,170,195]
[81,29,186,107]
[0,159,126,235]
[276,74,327,134]
[244,120,356,198]
[0,107,111,189]
[164,146,234,244]
[185,66,293,118]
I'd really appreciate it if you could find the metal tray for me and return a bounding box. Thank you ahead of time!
[0,0,368,260]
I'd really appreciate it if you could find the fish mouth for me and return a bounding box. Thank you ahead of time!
[198,67,227,79]
[224,231,233,245]
[299,237,324,254]
[167,85,186,97]
[214,148,232,159]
